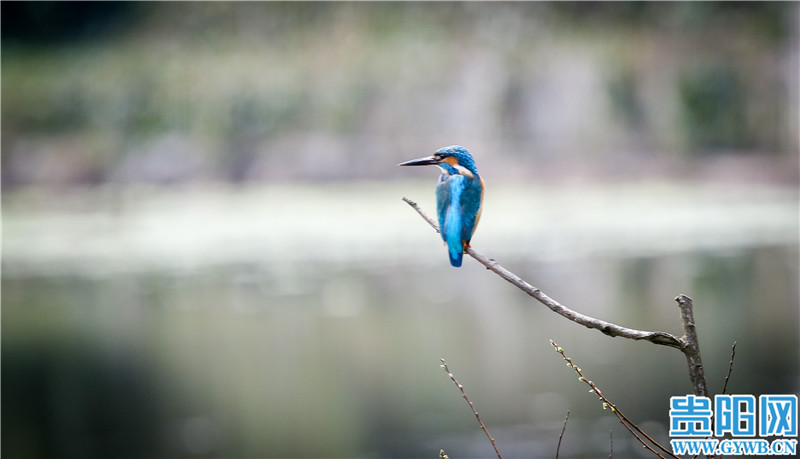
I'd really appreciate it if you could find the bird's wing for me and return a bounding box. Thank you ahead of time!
[459,176,483,243]
[436,175,450,234]
[436,173,464,237]
[437,174,467,266]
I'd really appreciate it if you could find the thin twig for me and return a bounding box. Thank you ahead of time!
[692,340,736,459]
[691,341,735,459]
[721,341,737,395]
[440,358,502,459]
[550,340,679,459]
[692,341,736,459]
[609,430,613,459]
[402,197,440,234]
[555,410,570,459]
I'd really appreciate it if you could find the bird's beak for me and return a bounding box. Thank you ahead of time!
[398,155,439,167]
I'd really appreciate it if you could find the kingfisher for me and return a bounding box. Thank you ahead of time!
[399,145,484,267]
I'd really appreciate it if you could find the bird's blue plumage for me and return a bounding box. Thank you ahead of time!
[399,145,484,267]
[437,174,467,266]
[434,146,483,267]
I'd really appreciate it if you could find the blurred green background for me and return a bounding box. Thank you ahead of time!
[2,2,798,458]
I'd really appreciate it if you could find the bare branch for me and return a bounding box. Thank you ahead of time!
[404,198,716,400]
[404,198,722,457]
[555,410,570,459]
[721,341,738,395]
[403,197,684,350]
[470,246,685,349]
[675,295,708,397]
[690,341,735,459]
[402,197,439,233]
[609,430,613,459]
[440,358,502,459]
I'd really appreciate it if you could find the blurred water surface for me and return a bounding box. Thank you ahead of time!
[3,181,798,458]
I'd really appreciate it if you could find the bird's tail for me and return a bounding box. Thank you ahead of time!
[443,209,464,267]
[448,246,463,267]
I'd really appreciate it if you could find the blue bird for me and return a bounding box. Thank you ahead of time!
[399,145,484,267]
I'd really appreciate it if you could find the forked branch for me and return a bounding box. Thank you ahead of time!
[403,197,709,397]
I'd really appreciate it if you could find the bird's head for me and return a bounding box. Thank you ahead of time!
[398,145,478,178]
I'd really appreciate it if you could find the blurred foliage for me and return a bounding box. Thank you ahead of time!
[1,2,139,44]
[550,2,791,41]
[2,2,797,188]
[679,61,748,151]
